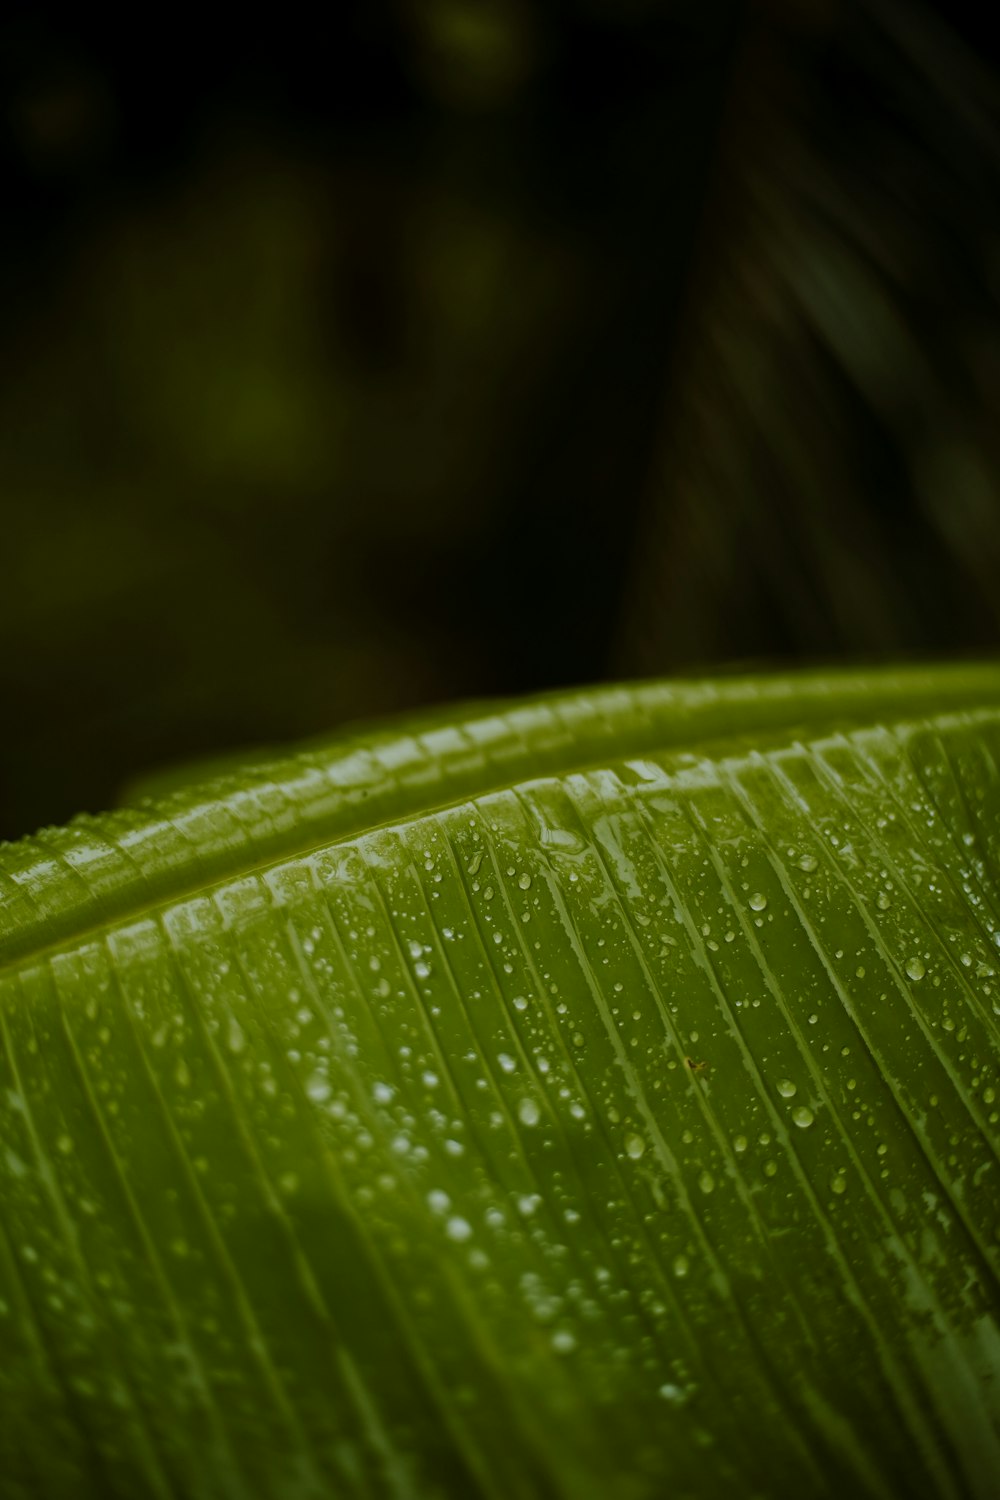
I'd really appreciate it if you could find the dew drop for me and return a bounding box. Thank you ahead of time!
[798,854,818,873]
[518,1098,540,1127]
[446,1217,473,1243]
[905,956,926,981]
[551,1329,576,1353]
[625,1133,646,1160]
[518,872,532,891]
[749,892,768,912]
[792,1106,815,1129]
[513,995,528,1012]
[776,1078,797,1099]
[672,1254,690,1277]
[659,1383,686,1405]
[698,1171,715,1195]
[830,1174,847,1195]
[307,1073,331,1104]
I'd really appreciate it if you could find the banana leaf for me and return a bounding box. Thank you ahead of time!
[1,662,998,1499]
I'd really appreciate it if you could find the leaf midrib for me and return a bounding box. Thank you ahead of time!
[2,661,998,973]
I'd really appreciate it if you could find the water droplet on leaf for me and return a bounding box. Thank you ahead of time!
[518,1098,540,1127]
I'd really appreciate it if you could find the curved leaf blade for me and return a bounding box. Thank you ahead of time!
[1,665,998,1498]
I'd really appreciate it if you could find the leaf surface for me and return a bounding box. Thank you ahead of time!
[2,664,999,1499]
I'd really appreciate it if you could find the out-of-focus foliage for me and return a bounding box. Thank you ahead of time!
[0,1,998,840]
[617,0,1000,670]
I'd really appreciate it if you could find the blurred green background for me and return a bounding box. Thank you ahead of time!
[2,0,999,840]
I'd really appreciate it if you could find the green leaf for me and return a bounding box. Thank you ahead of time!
[2,663,999,1499]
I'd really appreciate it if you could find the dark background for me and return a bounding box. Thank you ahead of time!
[2,0,999,841]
